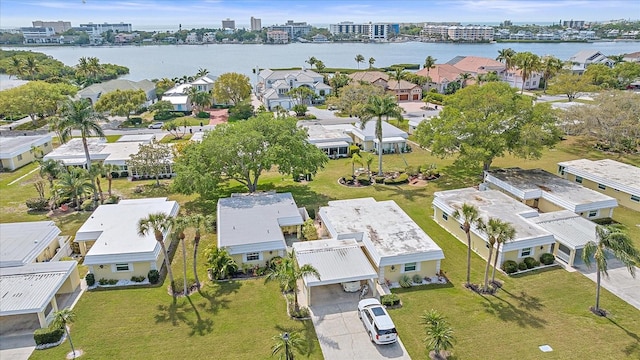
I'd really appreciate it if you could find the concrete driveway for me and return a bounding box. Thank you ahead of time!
[309,285,412,360]
[0,332,36,360]
[575,259,640,310]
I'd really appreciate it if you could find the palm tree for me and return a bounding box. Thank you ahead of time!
[265,250,320,310]
[305,56,317,69]
[101,163,119,197]
[607,54,625,65]
[196,67,209,77]
[478,217,506,292]
[355,54,365,69]
[458,73,473,88]
[496,48,516,71]
[8,57,24,79]
[452,204,482,286]
[349,153,363,176]
[88,163,105,204]
[172,216,191,296]
[59,99,106,204]
[315,60,325,72]
[138,212,176,299]
[205,246,238,280]
[24,55,39,78]
[87,57,102,80]
[360,94,403,176]
[48,116,69,144]
[424,56,437,78]
[272,331,305,360]
[513,51,541,94]
[388,66,406,93]
[582,225,640,315]
[491,221,516,285]
[52,308,78,359]
[190,214,212,289]
[39,159,61,191]
[540,55,564,93]
[55,167,94,210]
[361,152,375,174]
[368,57,376,69]
[426,321,455,360]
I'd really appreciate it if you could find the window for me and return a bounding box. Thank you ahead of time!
[115,263,130,272]
[631,195,640,203]
[598,183,606,190]
[442,212,448,221]
[17,154,22,161]
[558,165,565,175]
[519,247,532,257]
[575,176,583,184]
[402,262,418,273]
[588,210,598,218]
[245,252,260,261]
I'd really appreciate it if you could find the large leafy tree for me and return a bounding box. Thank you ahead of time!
[415,82,561,173]
[613,61,640,88]
[539,55,564,93]
[452,203,482,287]
[360,94,403,176]
[584,64,617,88]
[548,72,599,101]
[173,114,327,195]
[154,78,175,99]
[265,251,320,310]
[94,89,147,120]
[52,308,78,359]
[328,72,350,95]
[512,51,541,94]
[137,212,176,299]
[127,140,173,186]
[212,72,251,105]
[0,81,77,125]
[582,225,640,315]
[286,86,316,106]
[326,82,384,118]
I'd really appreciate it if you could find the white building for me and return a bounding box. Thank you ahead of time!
[351,121,408,153]
[0,134,53,171]
[255,68,331,110]
[300,123,352,158]
[568,50,615,74]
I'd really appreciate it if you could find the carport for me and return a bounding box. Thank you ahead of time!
[531,210,595,267]
[293,239,378,306]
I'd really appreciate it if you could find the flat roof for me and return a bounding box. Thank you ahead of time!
[77,198,179,264]
[0,261,76,315]
[301,123,353,144]
[353,121,407,142]
[43,138,108,161]
[530,210,596,250]
[217,192,304,252]
[44,138,168,165]
[0,134,52,158]
[319,198,444,263]
[0,221,61,268]
[485,168,618,212]
[293,239,378,286]
[558,159,640,196]
[117,134,156,143]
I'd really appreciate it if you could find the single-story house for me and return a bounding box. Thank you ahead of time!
[433,188,556,267]
[558,159,640,212]
[116,134,156,143]
[0,134,53,171]
[217,192,307,268]
[76,198,179,280]
[484,168,618,220]
[301,123,352,158]
[0,221,71,267]
[319,198,445,285]
[293,238,378,306]
[351,121,408,153]
[77,79,156,107]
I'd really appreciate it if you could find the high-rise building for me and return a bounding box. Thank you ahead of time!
[563,20,585,29]
[32,20,72,34]
[250,17,262,32]
[329,22,398,41]
[269,20,311,40]
[222,18,236,29]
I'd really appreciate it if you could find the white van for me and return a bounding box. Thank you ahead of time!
[357,299,398,345]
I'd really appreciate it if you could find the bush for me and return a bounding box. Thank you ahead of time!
[540,253,555,265]
[153,111,173,121]
[381,293,401,307]
[302,218,318,240]
[383,173,409,185]
[129,117,143,125]
[412,274,423,283]
[405,166,418,176]
[148,269,160,284]
[518,261,528,271]
[81,199,95,211]
[33,326,64,345]
[105,195,119,204]
[171,277,196,293]
[25,197,48,211]
[501,260,519,274]
[85,273,95,286]
[524,256,539,269]
[196,111,210,118]
[356,174,371,186]
[130,275,146,282]
[374,176,386,184]
[399,274,412,288]
[349,145,360,156]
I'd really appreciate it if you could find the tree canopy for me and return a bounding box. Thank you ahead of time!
[94,89,147,119]
[172,113,328,196]
[127,140,173,186]
[326,83,384,117]
[212,72,251,105]
[415,82,561,172]
[548,72,599,101]
[0,81,77,124]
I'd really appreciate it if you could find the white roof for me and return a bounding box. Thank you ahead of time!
[43,138,164,166]
[0,221,61,268]
[162,83,191,96]
[217,192,304,254]
[117,134,156,143]
[373,136,407,144]
[352,121,408,142]
[0,261,77,315]
[77,198,179,265]
[315,141,350,148]
[319,198,444,266]
[529,210,595,250]
[558,159,640,196]
[293,239,378,286]
[301,124,353,144]
[0,134,52,158]
[162,95,189,105]
[485,168,618,213]
[433,188,556,252]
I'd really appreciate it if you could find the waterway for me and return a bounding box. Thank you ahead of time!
[3,41,639,81]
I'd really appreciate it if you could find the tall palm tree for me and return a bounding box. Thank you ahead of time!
[265,251,320,310]
[190,214,211,289]
[305,56,317,69]
[101,163,119,197]
[458,73,473,88]
[196,67,210,77]
[582,225,640,315]
[8,57,24,79]
[39,159,61,191]
[55,167,94,210]
[355,54,364,69]
[540,55,564,93]
[388,66,406,92]
[478,218,508,292]
[52,308,78,359]
[360,94,403,176]
[88,163,105,204]
[496,48,516,71]
[513,51,541,94]
[452,203,482,286]
[424,56,437,78]
[87,57,102,80]
[272,331,305,360]
[59,98,106,204]
[48,116,70,144]
[491,222,516,285]
[172,216,191,296]
[24,55,39,78]
[368,57,376,69]
[138,212,176,300]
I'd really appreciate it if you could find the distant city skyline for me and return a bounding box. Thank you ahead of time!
[1,0,638,30]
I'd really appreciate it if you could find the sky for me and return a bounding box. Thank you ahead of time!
[0,0,638,30]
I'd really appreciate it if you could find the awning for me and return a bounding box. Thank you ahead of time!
[374,137,407,144]
[315,141,350,148]
[58,158,87,166]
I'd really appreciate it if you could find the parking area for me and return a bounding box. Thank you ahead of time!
[309,284,412,360]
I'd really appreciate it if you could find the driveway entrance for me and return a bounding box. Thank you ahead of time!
[575,259,640,310]
[309,284,412,360]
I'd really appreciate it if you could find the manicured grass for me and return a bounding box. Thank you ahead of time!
[173,116,209,126]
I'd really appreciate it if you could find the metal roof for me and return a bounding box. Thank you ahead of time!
[293,239,377,286]
[0,221,61,268]
[530,211,596,250]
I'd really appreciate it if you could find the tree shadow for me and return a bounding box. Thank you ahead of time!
[372,183,425,201]
[439,163,483,190]
[480,292,547,328]
[154,300,189,326]
[606,317,640,357]
[184,295,214,336]
[500,288,545,312]
[274,322,318,357]
[197,281,238,312]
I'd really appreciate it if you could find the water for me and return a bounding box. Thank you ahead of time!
[3,42,639,81]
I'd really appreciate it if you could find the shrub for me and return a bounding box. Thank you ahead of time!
[501,260,519,274]
[85,273,95,286]
[405,166,418,176]
[148,269,160,284]
[399,274,412,288]
[196,111,210,118]
[412,274,423,284]
[25,197,48,211]
[97,278,117,285]
[302,218,318,240]
[171,277,196,293]
[349,145,360,156]
[33,326,64,345]
[81,199,95,211]
[524,256,539,269]
[518,261,528,271]
[381,293,401,307]
[374,176,386,184]
[130,275,146,282]
[383,173,409,185]
[129,117,143,125]
[105,195,119,204]
[153,111,173,121]
[307,208,315,219]
[356,174,371,185]
[540,253,555,265]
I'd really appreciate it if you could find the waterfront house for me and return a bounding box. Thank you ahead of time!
[416,64,464,93]
[568,50,614,74]
[348,71,422,101]
[255,69,331,110]
[77,79,156,107]
[0,134,53,171]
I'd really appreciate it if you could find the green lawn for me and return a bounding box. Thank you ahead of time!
[173,116,209,126]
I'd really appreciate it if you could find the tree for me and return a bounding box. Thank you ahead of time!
[196,68,209,77]
[0,81,77,126]
[52,308,78,359]
[24,55,39,78]
[327,82,384,118]
[584,64,617,88]
[55,167,94,210]
[190,214,212,289]
[205,246,237,280]
[613,61,640,88]
[491,221,516,285]
[496,48,516,71]
[302,218,318,240]
[88,163,105,204]
[265,250,320,310]
[388,66,407,91]
[172,216,191,296]
[582,225,640,315]
[361,152,375,174]
[162,118,189,139]
[173,114,327,195]
[154,78,176,99]
[94,89,147,120]
[415,82,561,173]
[7,56,24,78]
[548,72,598,101]
[272,331,305,360]
[127,140,172,186]
[349,152,363,176]
[138,212,176,299]
[360,94,403,176]
[607,54,625,65]
[423,55,437,78]
[452,204,482,287]
[540,55,564,93]
[212,72,251,105]
[422,309,455,360]
[328,72,350,95]
[286,86,316,106]
[478,218,515,292]
[368,57,376,69]
[355,54,364,69]
[102,163,119,197]
[458,73,473,88]
[48,116,69,144]
[513,51,541,94]
[314,60,326,72]
[39,158,61,191]
[305,56,317,69]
